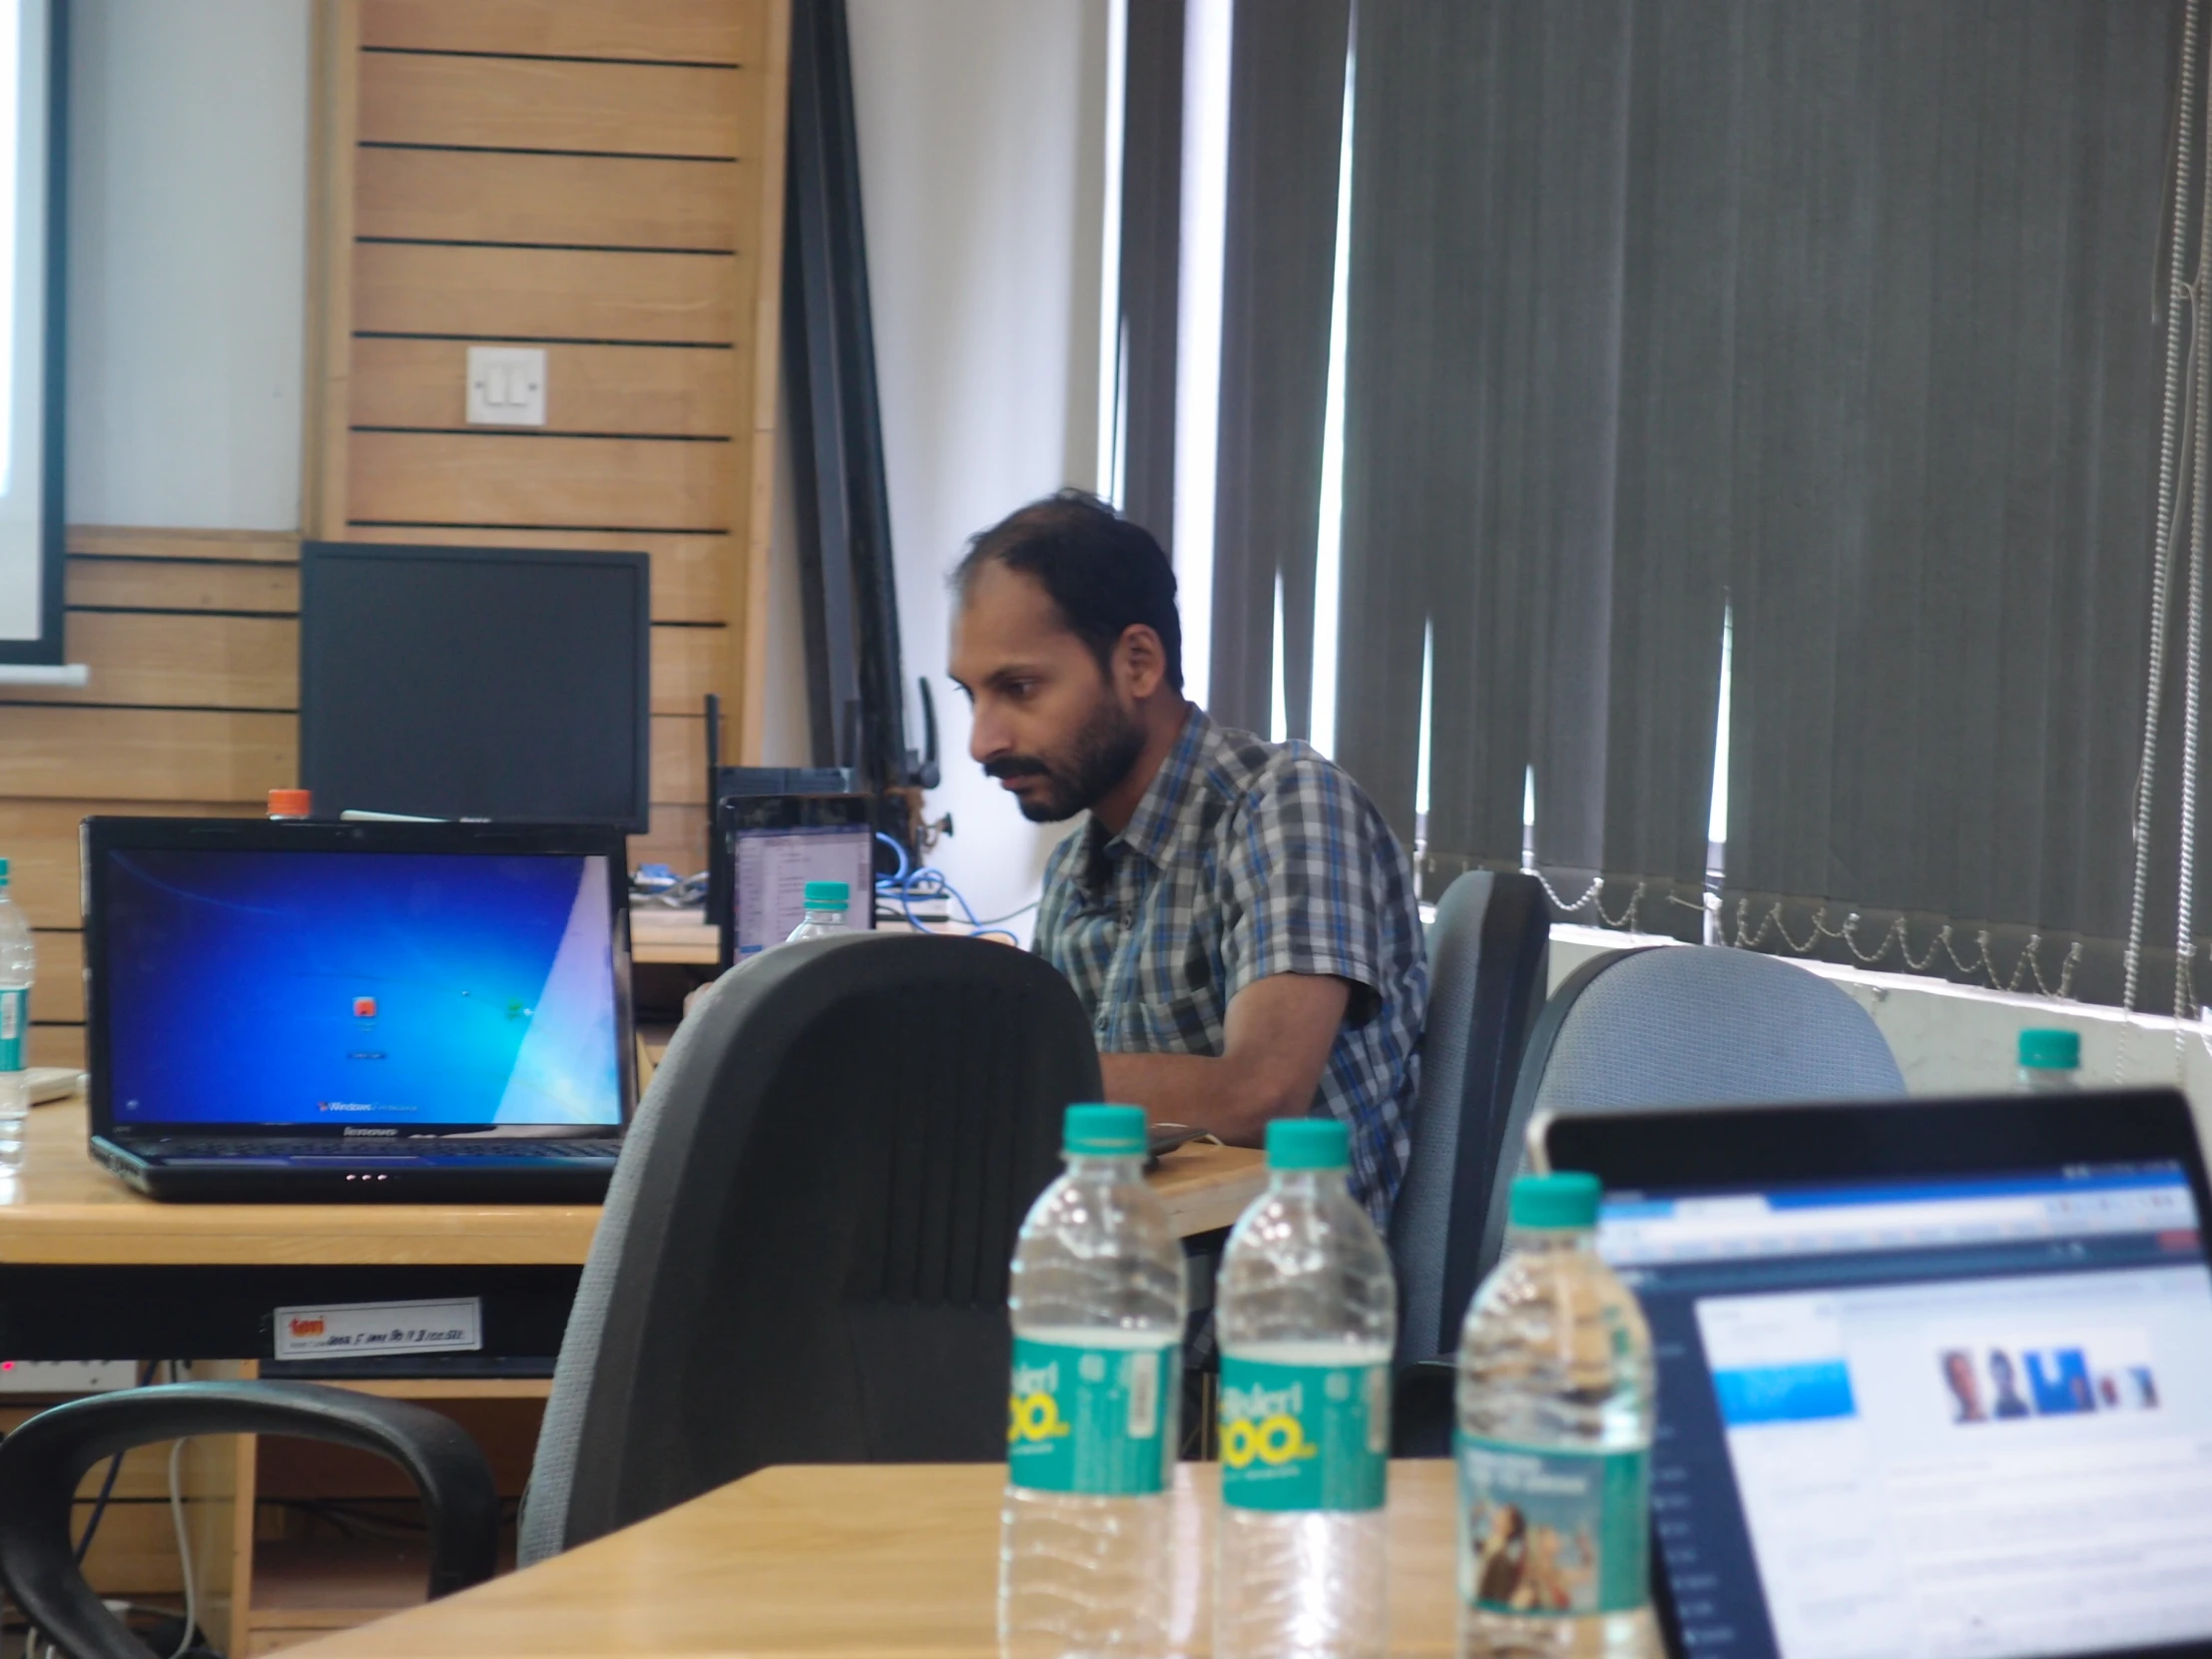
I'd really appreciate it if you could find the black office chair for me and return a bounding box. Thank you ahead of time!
[1384,871,1550,1454]
[0,1382,499,1659]
[0,933,1100,1652]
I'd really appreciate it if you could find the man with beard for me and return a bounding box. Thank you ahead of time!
[947,491,1427,1227]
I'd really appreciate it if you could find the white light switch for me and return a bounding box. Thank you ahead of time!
[466,345,548,426]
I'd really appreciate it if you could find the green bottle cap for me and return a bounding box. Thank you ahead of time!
[1267,1117,1350,1170]
[1509,1172,1603,1231]
[2017,1028,2080,1070]
[1063,1104,1148,1157]
[802,879,849,910]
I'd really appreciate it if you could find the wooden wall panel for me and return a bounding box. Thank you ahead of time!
[353,244,738,343]
[355,149,743,251]
[631,804,709,875]
[339,526,730,624]
[67,558,299,614]
[351,338,739,438]
[359,52,748,159]
[27,1035,83,1070]
[32,926,81,1024]
[0,800,253,929]
[6,614,295,711]
[348,431,732,530]
[68,527,298,564]
[651,626,721,715]
[651,717,707,806]
[0,710,295,803]
[360,0,753,65]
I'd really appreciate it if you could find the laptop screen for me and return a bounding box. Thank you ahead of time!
[1600,1162,2212,1659]
[101,846,625,1129]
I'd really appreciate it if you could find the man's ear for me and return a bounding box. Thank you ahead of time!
[1114,624,1168,700]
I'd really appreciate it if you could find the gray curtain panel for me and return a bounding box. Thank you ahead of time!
[1208,0,1351,739]
[1333,0,2181,995]
[1117,0,1186,554]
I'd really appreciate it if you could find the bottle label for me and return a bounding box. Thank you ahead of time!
[1456,1434,1650,1615]
[1006,1336,1179,1496]
[0,985,22,1071]
[1219,1355,1387,1512]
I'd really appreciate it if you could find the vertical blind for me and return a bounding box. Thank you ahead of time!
[1131,0,2192,1007]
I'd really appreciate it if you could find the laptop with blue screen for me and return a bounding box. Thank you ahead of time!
[83,817,635,1202]
[1538,1092,2212,1659]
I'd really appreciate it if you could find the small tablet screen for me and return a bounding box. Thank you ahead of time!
[1598,1162,2212,1659]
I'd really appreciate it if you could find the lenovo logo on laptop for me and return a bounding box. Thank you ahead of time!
[339,1127,398,1138]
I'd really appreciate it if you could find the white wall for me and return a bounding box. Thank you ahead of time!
[846,0,1109,936]
[65,0,308,530]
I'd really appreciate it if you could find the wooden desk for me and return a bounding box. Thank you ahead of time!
[288,1461,1479,1658]
[0,1101,1263,1267]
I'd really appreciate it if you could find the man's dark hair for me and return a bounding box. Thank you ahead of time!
[951,489,1183,691]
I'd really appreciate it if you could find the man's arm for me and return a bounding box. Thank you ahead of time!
[1100,972,1351,1146]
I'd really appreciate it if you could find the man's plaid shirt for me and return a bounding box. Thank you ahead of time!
[1033,707,1428,1226]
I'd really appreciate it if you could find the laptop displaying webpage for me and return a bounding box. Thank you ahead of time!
[102,848,623,1128]
[1599,1165,2212,1659]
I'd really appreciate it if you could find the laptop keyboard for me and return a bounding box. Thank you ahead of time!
[146,1139,620,1161]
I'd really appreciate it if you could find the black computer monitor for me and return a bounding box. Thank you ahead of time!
[299,542,650,830]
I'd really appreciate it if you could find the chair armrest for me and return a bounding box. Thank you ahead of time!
[0,1381,499,1659]
[1391,1357,1458,1458]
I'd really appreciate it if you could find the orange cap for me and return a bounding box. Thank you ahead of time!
[268,789,312,819]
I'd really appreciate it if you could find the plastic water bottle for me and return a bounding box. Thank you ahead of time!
[2017,1027,2081,1093]
[1216,1117,1395,1659]
[1457,1173,1656,1659]
[0,857,34,1172]
[1000,1104,1183,1658]
[783,879,850,944]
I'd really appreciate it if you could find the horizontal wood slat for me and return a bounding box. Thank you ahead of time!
[7,614,295,710]
[629,803,709,875]
[28,1024,84,1068]
[355,148,741,252]
[360,0,754,65]
[348,431,732,531]
[0,801,257,929]
[652,716,706,805]
[351,338,739,438]
[651,625,722,715]
[0,709,295,803]
[68,557,300,615]
[359,50,748,159]
[353,244,737,343]
[31,926,80,1023]
[331,526,730,624]
[67,528,299,565]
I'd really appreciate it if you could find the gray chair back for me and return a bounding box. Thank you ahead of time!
[518,930,1100,1563]
[1388,870,1550,1364]
[1489,944,1905,1275]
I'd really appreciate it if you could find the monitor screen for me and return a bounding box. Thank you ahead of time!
[299,542,650,830]
[100,847,625,1129]
[1600,1164,2212,1659]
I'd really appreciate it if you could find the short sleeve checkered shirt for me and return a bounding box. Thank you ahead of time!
[1033,708,1428,1227]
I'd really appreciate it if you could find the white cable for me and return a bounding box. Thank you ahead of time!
[2123,0,2203,1055]
[166,1437,196,1659]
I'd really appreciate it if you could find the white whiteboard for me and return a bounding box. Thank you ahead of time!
[0,0,56,661]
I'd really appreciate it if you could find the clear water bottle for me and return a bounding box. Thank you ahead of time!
[0,857,34,1172]
[2017,1028,2081,1093]
[1216,1117,1395,1659]
[1457,1173,1656,1659]
[1001,1104,1183,1658]
[784,879,850,944]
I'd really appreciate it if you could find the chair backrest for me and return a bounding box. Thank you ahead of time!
[1485,944,1905,1276]
[519,931,1099,1563]
[1388,870,1551,1364]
